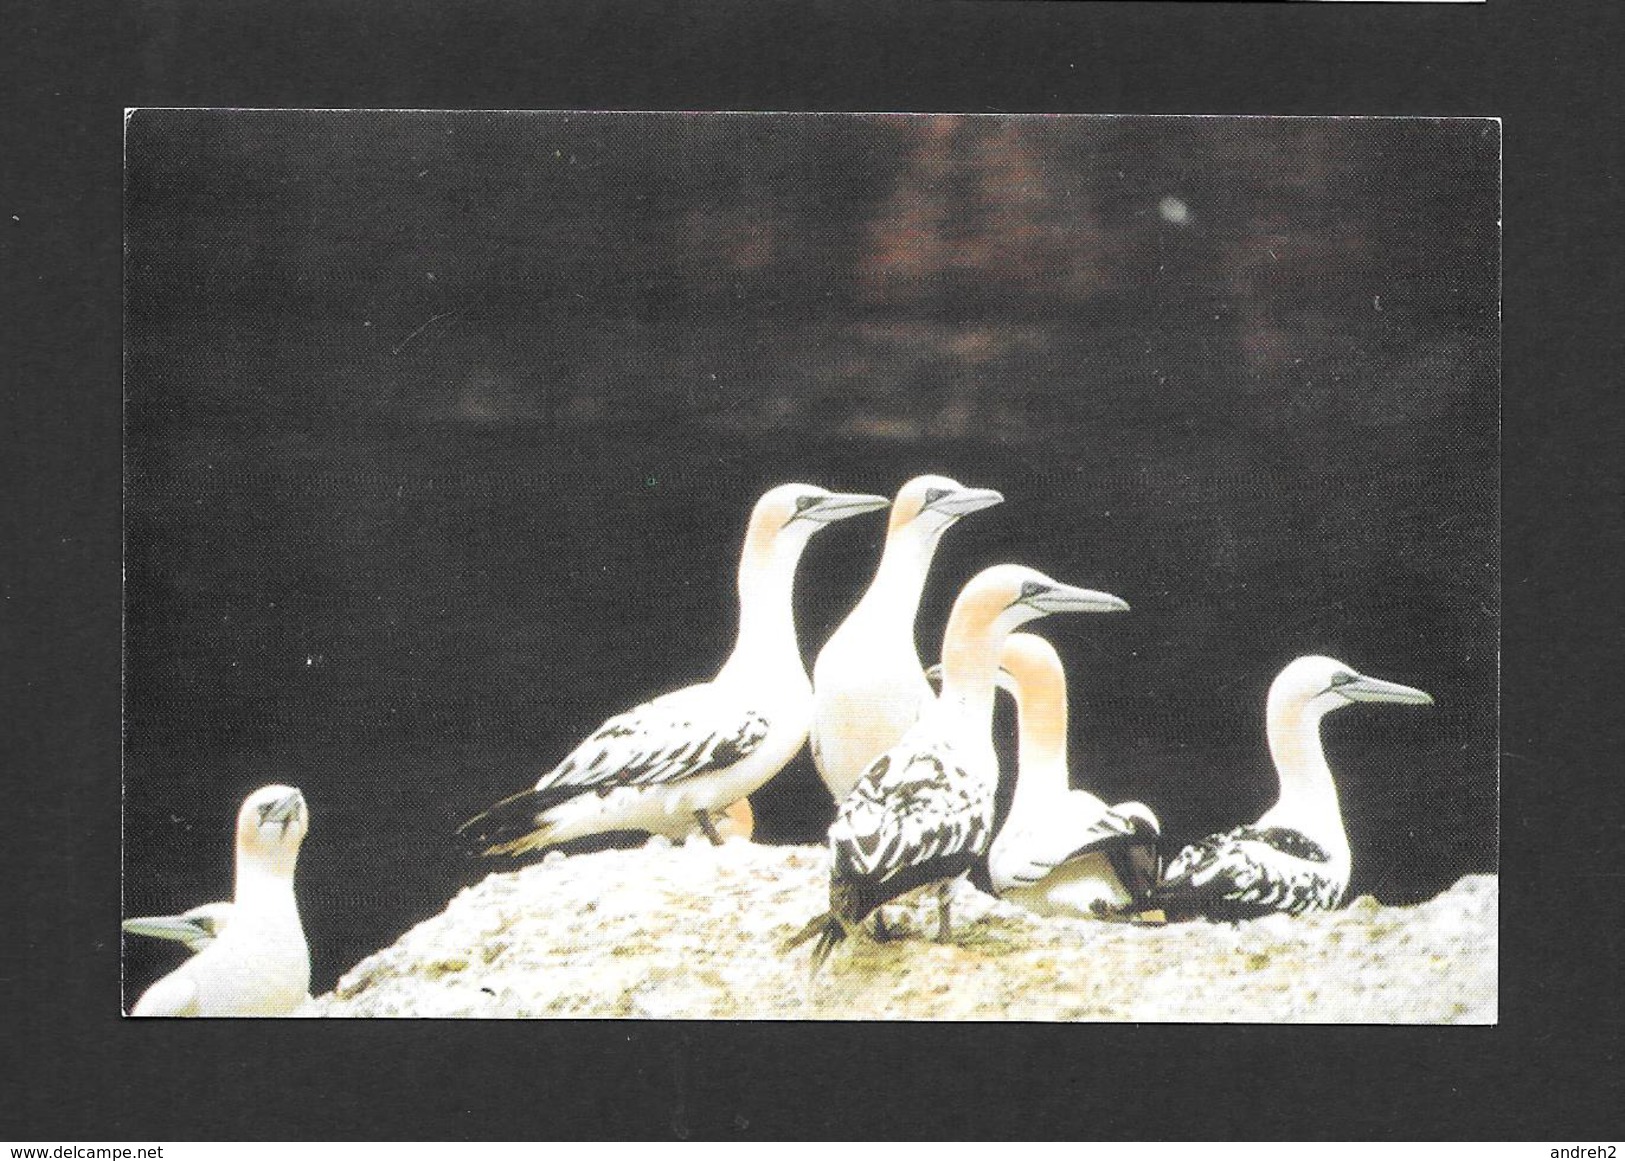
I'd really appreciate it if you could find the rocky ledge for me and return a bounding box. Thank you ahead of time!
[306,838,1496,1022]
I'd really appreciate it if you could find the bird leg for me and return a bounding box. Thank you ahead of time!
[936,881,954,942]
[694,810,724,847]
[872,910,892,941]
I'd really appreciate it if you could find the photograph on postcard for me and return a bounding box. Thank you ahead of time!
[123,110,1498,1021]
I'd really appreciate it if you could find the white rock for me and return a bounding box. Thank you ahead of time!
[307,846,1497,1023]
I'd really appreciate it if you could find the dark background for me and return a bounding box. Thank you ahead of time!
[122,110,1499,1002]
[5,0,1621,1143]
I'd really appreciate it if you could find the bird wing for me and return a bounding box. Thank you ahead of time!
[130,968,201,1017]
[535,684,772,796]
[991,797,1160,893]
[457,685,776,855]
[1154,826,1341,919]
[829,743,994,888]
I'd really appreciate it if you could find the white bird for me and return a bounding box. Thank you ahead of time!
[459,483,890,857]
[122,901,235,954]
[129,785,311,1017]
[986,632,1162,919]
[1152,655,1434,922]
[787,565,1130,969]
[811,474,1003,804]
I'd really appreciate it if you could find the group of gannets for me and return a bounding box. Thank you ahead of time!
[126,476,1435,1012]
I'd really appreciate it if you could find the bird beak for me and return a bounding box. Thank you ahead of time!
[925,486,1005,518]
[257,789,305,835]
[800,492,891,524]
[1337,674,1435,706]
[121,914,212,946]
[1027,583,1131,615]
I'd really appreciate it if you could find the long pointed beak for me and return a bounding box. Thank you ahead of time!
[805,492,891,524]
[255,788,306,839]
[260,789,305,824]
[928,487,1005,518]
[122,914,214,951]
[1342,674,1435,706]
[1032,584,1131,615]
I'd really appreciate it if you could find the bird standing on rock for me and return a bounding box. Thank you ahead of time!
[459,483,890,857]
[129,785,311,1017]
[1152,655,1434,922]
[787,564,1131,971]
[811,474,1003,805]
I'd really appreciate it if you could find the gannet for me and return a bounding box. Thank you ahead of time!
[129,785,310,1017]
[986,632,1162,919]
[811,475,1004,804]
[1152,655,1434,922]
[122,901,235,954]
[459,484,890,856]
[786,565,1130,969]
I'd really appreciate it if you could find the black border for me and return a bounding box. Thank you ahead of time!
[7,0,1623,1141]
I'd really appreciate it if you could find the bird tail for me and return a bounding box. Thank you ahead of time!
[456,786,573,858]
[781,911,848,974]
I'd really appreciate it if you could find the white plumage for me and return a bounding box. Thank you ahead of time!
[811,475,1003,804]
[459,483,889,856]
[987,633,1161,919]
[1153,655,1434,921]
[129,785,310,1017]
[789,564,1130,968]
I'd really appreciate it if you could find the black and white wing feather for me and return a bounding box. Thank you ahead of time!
[827,742,995,922]
[537,687,770,796]
[459,684,771,854]
[1153,825,1345,921]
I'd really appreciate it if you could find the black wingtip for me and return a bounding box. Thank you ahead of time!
[456,787,560,857]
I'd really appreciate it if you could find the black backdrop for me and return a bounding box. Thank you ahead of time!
[6,0,1622,1142]
[123,111,1498,1002]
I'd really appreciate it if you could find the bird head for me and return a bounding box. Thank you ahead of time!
[742,483,890,568]
[956,563,1131,638]
[1269,655,1436,722]
[886,474,1004,539]
[236,784,309,868]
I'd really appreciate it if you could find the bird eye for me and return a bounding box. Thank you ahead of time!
[1330,672,1356,687]
[794,495,821,513]
[1018,580,1050,601]
[922,487,952,507]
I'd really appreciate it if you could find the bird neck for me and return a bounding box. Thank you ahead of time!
[937,610,1008,744]
[1011,670,1070,811]
[860,522,943,627]
[233,852,299,913]
[1265,697,1343,828]
[720,532,807,685]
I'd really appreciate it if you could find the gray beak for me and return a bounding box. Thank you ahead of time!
[1340,674,1435,706]
[121,914,217,953]
[802,492,891,524]
[926,486,1005,518]
[1027,583,1131,615]
[257,789,305,835]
